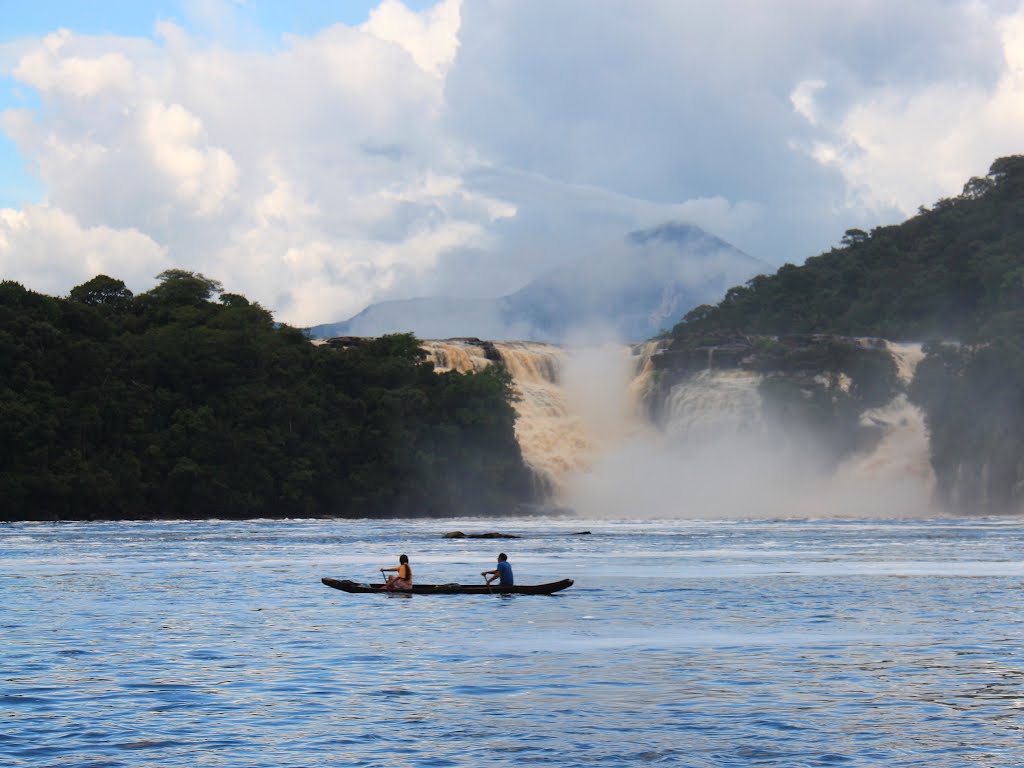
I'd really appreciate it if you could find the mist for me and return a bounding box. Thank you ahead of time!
[422,337,937,520]
[309,220,768,343]
[555,344,937,520]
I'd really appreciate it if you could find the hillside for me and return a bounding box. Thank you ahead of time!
[670,156,1024,514]
[675,155,1024,342]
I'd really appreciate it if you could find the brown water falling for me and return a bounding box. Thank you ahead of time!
[833,342,935,493]
[423,338,936,516]
[423,340,599,497]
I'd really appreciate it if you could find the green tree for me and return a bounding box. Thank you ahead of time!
[0,273,536,521]
[841,228,869,246]
[69,275,133,309]
[144,269,224,306]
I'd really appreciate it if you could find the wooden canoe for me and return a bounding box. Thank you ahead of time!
[321,577,573,595]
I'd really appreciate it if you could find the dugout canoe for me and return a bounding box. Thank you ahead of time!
[321,577,573,595]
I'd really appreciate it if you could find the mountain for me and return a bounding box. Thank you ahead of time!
[309,223,768,342]
[316,296,509,341]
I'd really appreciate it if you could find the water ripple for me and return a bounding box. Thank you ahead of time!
[3,517,1024,767]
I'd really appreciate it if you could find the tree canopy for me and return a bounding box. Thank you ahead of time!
[0,272,536,521]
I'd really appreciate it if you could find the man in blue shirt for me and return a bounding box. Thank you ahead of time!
[482,553,513,586]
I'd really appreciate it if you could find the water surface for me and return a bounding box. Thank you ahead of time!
[3,517,1024,767]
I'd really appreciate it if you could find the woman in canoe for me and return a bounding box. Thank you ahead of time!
[381,554,412,590]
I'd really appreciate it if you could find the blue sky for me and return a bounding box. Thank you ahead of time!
[0,1,439,38]
[2,1,1023,326]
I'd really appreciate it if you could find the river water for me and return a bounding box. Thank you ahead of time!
[3,517,1024,767]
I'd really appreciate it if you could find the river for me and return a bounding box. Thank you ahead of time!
[3,516,1024,767]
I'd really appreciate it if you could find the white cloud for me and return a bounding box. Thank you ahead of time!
[0,205,167,296]
[14,30,136,98]
[790,79,828,126]
[2,1,1024,326]
[794,5,1024,215]
[253,172,320,225]
[0,7,510,324]
[362,0,461,76]
[141,101,238,214]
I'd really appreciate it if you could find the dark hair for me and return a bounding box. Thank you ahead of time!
[399,554,409,564]
[497,553,507,561]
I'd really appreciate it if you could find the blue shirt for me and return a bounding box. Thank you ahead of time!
[496,560,513,586]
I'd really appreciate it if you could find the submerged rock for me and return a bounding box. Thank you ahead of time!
[443,531,521,539]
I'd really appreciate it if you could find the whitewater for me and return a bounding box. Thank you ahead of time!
[423,339,936,518]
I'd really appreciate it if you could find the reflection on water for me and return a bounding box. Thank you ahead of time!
[3,517,1024,767]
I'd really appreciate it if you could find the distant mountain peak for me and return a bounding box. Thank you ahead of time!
[627,222,709,245]
[309,221,769,342]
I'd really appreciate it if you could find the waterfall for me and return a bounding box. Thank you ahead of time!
[576,338,936,517]
[833,342,935,498]
[664,370,764,443]
[423,340,599,497]
[834,394,934,486]
[887,341,926,385]
[423,341,493,374]
[422,337,936,516]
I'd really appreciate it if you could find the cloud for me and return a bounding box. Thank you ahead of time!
[452,0,1023,257]
[0,7,496,325]
[790,80,828,127]
[141,101,238,214]
[0,205,167,296]
[798,9,1024,215]
[363,0,461,76]
[13,29,136,98]
[2,1,1024,327]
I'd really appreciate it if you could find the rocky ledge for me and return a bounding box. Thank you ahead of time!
[648,331,889,376]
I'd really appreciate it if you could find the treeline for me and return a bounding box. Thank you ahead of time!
[0,271,536,521]
[672,156,1024,513]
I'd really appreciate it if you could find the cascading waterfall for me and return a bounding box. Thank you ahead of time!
[423,341,494,374]
[423,340,599,496]
[888,342,926,384]
[833,342,935,494]
[664,369,765,443]
[423,337,935,515]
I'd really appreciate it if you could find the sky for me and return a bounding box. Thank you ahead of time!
[2,0,1024,327]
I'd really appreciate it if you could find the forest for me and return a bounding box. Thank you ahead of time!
[674,155,1024,513]
[0,270,536,521]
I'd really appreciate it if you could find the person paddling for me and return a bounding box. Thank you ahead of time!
[381,554,412,590]
[481,553,513,586]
